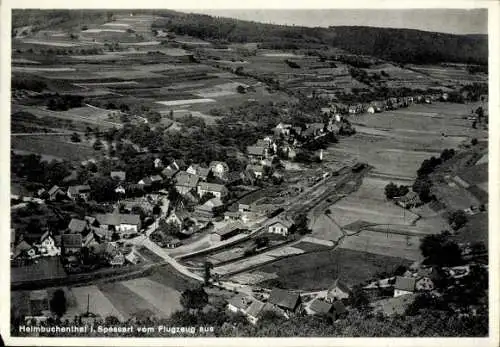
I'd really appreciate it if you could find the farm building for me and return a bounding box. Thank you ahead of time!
[267,218,293,237]
[162,166,179,179]
[67,185,91,201]
[163,236,182,248]
[307,299,333,316]
[95,213,142,236]
[211,222,247,242]
[394,276,416,297]
[197,182,228,199]
[227,294,266,324]
[194,197,224,221]
[138,177,153,187]
[326,279,352,302]
[12,240,36,260]
[415,277,434,291]
[247,164,265,179]
[268,288,302,314]
[224,210,241,221]
[274,122,292,136]
[175,171,200,195]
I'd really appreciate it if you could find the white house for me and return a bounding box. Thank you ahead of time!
[367,106,375,114]
[154,158,163,168]
[209,161,229,179]
[197,182,228,199]
[37,231,60,257]
[95,213,142,236]
[326,279,352,302]
[267,218,293,237]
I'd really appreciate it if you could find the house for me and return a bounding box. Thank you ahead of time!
[67,185,91,201]
[304,123,325,137]
[227,293,253,314]
[326,279,352,302]
[138,177,153,187]
[48,185,65,201]
[245,300,266,324]
[95,213,142,236]
[268,288,302,314]
[175,171,200,195]
[224,211,241,221]
[209,161,230,179]
[367,106,375,114]
[274,122,292,136]
[13,240,36,260]
[187,164,211,181]
[150,175,163,184]
[68,218,89,234]
[194,197,224,221]
[162,166,179,180]
[38,231,60,257]
[83,231,99,248]
[62,233,83,254]
[307,299,333,316]
[394,276,416,297]
[110,171,126,181]
[163,236,182,249]
[396,191,422,209]
[247,164,265,179]
[154,158,163,168]
[267,218,293,237]
[197,182,228,199]
[109,252,125,266]
[115,184,126,195]
[247,146,267,161]
[211,222,247,242]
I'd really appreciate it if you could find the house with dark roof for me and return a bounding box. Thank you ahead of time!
[197,182,228,199]
[38,231,60,257]
[175,171,200,195]
[68,218,89,234]
[211,222,247,242]
[268,288,302,314]
[138,177,153,186]
[62,233,83,254]
[67,185,91,201]
[247,164,265,179]
[394,276,416,297]
[150,175,163,184]
[327,279,352,302]
[267,218,294,237]
[227,294,266,324]
[12,240,36,260]
[162,166,179,179]
[110,171,126,181]
[48,185,65,201]
[247,146,267,161]
[307,298,333,316]
[396,191,422,209]
[303,123,325,138]
[194,197,224,222]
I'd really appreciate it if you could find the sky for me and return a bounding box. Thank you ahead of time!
[181,9,488,35]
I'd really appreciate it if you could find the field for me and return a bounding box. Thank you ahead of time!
[11,266,190,322]
[11,136,97,162]
[255,248,412,290]
[11,257,67,283]
[338,230,423,261]
[452,212,488,247]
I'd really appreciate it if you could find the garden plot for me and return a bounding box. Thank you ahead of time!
[82,28,126,33]
[230,271,279,285]
[20,39,80,47]
[339,230,423,261]
[265,246,304,258]
[309,213,344,242]
[434,183,480,211]
[102,22,132,27]
[12,66,76,72]
[208,247,246,263]
[213,254,275,276]
[71,285,126,321]
[12,58,41,64]
[98,282,161,320]
[120,278,182,317]
[12,136,96,162]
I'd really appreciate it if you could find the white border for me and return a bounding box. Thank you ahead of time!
[1,1,499,346]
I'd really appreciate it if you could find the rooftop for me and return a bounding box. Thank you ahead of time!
[309,299,333,314]
[175,171,200,188]
[268,288,300,311]
[68,218,88,233]
[394,276,416,292]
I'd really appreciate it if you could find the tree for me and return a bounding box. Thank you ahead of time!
[448,210,468,230]
[50,289,67,318]
[70,132,81,143]
[236,85,247,94]
[255,236,269,249]
[293,213,310,235]
[440,148,455,161]
[420,234,463,266]
[471,138,478,146]
[93,139,103,151]
[180,287,208,312]
[349,285,369,309]
[412,178,433,202]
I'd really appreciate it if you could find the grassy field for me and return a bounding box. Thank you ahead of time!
[339,230,423,261]
[11,136,97,162]
[11,257,67,283]
[256,248,412,290]
[452,212,488,247]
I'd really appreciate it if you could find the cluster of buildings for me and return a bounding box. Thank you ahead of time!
[321,92,448,116]
[227,280,351,324]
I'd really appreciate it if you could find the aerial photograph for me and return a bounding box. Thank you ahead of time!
[8,7,489,339]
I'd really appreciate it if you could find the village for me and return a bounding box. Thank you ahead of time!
[8,9,490,338]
